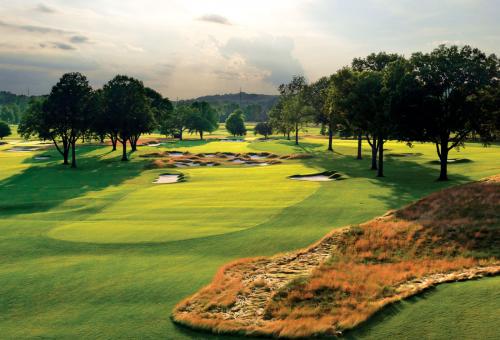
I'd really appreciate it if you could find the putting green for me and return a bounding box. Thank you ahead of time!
[48,163,321,243]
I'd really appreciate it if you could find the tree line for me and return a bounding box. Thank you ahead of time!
[19,74,219,168]
[268,45,499,180]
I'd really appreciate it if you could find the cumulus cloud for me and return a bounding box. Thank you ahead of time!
[197,14,231,25]
[220,36,304,86]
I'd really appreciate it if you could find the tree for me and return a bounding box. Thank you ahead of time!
[352,52,402,72]
[406,45,499,180]
[254,122,273,139]
[102,75,151,161]
[161,104,196,140]
[188,101,218,140]
[19,73,93,168]
[269,100,293,139]
[225,109,247,136]
[306,77,336,151]
[145,87,173,130]
[0,121,11,139]
[278,76,313,145]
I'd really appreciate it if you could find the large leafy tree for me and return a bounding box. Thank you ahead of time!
[305,77,336,151]
[161,104,196,140]
[102,75,152,161]
[406,45,499,180]
[268,100,293,139]
[0,121,11,139]
[145,87,173,130]
[278,76,313,145]
[254,122,273,139]
[225,109,247,136]
[188,101,218,140]
[19,73,93,168]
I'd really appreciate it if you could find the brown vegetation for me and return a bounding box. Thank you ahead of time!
[172,176,500,338]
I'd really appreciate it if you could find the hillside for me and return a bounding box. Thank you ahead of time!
[172,175,500,338]
[181,92,279,122]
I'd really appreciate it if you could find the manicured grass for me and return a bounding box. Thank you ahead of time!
[0,135,498,339]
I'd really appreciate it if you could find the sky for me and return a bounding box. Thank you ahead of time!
[0,0,499,99]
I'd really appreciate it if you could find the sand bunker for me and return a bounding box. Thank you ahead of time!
[153,174,183,184]
[6,146,41,152]
[34,156,51,160]
[428,158,472,165]
[290,170,345,182]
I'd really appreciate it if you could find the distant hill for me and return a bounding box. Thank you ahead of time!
[180,92,279,122]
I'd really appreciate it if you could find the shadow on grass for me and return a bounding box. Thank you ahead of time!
[296,151,471,211]
[0,147,147,216]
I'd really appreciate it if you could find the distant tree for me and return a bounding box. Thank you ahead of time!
[268,100,293,139]
[254,122,273,139]
[278,76,313,145]
[281,94,314,145]
[145,87,173,129]
[19,73,93,168]
[102,75,151,161]
[305,77,336,151]
[188,101,218,140]
[0,121,11,139]
[225,109,247,136]
[161,104,196,140]
[403,45,499,180]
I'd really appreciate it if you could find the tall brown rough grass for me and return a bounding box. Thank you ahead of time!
[172,175,500,338]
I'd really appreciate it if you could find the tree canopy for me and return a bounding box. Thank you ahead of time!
[225,109,247,136]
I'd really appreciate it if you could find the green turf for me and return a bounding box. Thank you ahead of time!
[0,134,499,339]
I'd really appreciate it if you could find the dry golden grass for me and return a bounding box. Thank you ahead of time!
[172,175,500,338]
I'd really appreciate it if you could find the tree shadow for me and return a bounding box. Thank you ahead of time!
[296,151,472,211]
[0,148,147,217]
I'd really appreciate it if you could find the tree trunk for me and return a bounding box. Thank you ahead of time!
[287,131,290,140]
[70,140,77,168]
[121,139,128,161]
[370,136,378,170]
[357,133,362,160]
[179,128,183,141]
[438,138,449,181]
[130,136,137,152]
[63,140,69,165]
[199,131,203,140]
[295,123,299,145]
[327,122,333,151]
[377,138,384,177]
[111,135,117,151]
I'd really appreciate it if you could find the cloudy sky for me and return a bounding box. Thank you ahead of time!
[0,0,499,98]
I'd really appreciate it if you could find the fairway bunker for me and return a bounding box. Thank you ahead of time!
[34,155,51,160]
[153,173,184,184]
[388,152,423,157]
[6,146,41,152]
[428,158,472,164]
[289,170,345,182]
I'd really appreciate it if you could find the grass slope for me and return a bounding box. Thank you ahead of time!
[0,133,499,339]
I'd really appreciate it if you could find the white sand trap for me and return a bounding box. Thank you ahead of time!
[7,146,40,152]
[290,175,333,182]
[168,152,184,156]
[34,156,51,160]
[153,174,181,184]
[230,159,247,164]
[249,155,268,160]
[148,143,161,147]
[205,154,216,158]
